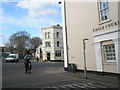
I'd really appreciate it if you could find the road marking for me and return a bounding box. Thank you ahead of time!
[63,85,77,88]
[59,86,71,90]
[84,78,118,87]
[77,83,106,88]
[72,84,87,88]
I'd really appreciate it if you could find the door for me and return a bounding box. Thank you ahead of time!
[47,52,50,61]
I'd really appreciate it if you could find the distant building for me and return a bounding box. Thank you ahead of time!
[41,24,64,61]
[62,1,119,74]
[35,45,42,59]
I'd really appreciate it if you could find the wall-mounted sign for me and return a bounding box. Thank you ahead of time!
[93,21,120,32]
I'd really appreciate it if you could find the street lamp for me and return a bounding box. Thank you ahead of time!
[83,38,89,79]
[58,0,69,71]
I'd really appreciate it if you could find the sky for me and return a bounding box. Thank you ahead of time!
[0,0,62,46]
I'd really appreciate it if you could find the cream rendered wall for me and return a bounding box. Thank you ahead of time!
[93,1,119,73]
[65,1,119,73]
[53,28,64,60]
[53,28,63,49]
[42,27,54,60]
[93,2,118,34]
[66,2,98,71]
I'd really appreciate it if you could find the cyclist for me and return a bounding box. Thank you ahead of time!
[24,55,32,74]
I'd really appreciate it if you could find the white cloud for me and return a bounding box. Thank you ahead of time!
[16,0,60,17]
[2,0,62,31]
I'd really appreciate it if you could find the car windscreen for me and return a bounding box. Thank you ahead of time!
[7,55,15,58]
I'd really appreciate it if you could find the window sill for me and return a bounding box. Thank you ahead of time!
[99,19,111,25]
[105,60,116,63]
[55,57,61,58]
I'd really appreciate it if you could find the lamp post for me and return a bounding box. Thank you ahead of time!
[58,0,69,71]
[83,38,89,79]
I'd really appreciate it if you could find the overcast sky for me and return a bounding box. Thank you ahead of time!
[0,0,62,46]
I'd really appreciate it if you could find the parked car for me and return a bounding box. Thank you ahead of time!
[6,54,19,62]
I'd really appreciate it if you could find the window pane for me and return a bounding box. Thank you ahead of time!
[110,57,113,60]
[107,57,109,60]
[105,2,108,7]
[109,49,111,52]
[103,44,116,62]
[102,16,104,21]
[105,46,108,49]
[114,57,116,60]
[106,50,108,53]
[57,41,59,47]
[103,2,106,8]
[112,45,115,48]
[98,1,109,22]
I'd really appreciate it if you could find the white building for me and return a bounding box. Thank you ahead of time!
[35,45,42,59]
[41,24,64,61]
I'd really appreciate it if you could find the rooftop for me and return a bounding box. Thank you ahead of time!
[41,24,62,30]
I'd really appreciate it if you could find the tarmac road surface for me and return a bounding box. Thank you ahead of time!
[2,59,119,90]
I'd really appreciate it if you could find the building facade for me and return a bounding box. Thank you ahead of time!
[41,25,64,61]
[62,0,120,74]
[35,45,42,59]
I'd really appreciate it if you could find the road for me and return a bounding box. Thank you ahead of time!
[2,59,119,90]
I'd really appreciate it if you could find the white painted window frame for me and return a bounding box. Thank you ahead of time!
[55,50,61,57]
[98,0,110,24]
[103,44,116,62]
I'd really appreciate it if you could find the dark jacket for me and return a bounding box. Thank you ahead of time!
[24,56,31,68]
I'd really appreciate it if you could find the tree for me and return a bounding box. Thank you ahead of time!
[30,37,42,54]
[9,31,30,58]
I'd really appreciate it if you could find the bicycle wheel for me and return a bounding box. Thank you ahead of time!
[25,67,28,73]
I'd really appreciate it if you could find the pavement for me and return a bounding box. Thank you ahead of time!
[38,61,119,90]
[43,68,119,89]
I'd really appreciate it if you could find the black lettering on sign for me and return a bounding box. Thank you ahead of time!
[93,21,120,32]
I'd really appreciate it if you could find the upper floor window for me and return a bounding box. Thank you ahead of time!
[57,41,60,47]
[98,0,110,23]
[45,42,51,47]
[48,32,50,38]
[45,32,50,38]
[45,33,47,38]
[56,32,59,38]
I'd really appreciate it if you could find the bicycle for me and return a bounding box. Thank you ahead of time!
[25,62,32,74]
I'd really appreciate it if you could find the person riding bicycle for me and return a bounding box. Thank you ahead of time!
[24,55,32,74]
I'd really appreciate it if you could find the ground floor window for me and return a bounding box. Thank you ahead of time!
[103,44,116,62]
[55,50,61,57]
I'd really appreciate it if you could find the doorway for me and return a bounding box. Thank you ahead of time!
[46,52,50,61]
